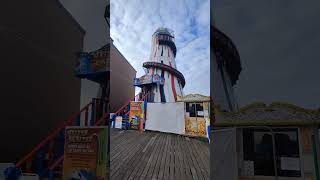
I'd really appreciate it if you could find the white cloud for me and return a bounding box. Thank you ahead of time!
[111,0,210,96]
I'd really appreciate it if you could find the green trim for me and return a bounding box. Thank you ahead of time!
[215,102,320,116]
[177,94,210,102]
[212,120,320,127]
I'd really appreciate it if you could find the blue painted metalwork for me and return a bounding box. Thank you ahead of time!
[75,45,110,84]
[112,114,116,128]
[57,129,65,158]
[121,115,130,130]
[76,52,93,75]
[76,114,81,126]
[49,171,54,180]
[133,74,165,87]
[4,166,22,180]
[34,148,46,175]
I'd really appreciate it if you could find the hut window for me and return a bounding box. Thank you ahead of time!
[242,128,301,177]
[186,103,203,117]
[196,104,204,117]
[189,104,196,117]
[186,103,190,112]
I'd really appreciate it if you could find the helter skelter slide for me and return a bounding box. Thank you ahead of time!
[134,28,185,103]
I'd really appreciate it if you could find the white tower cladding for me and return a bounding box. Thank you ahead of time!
[134,28,185,103]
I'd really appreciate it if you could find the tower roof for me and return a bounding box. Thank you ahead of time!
[153,27,174,38]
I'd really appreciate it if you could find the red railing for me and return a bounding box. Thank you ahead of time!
[48,93,152,171]
[113,94,140,116]
[124,92,151,116]
[15,100,100,170]
[48,110,109,170]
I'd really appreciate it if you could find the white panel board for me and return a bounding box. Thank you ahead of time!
[20,174,40,180]
[145,102,185,134]
[115,116,122,129]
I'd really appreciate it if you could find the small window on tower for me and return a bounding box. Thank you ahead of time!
[161,60,163,64]
[161,47,163,56]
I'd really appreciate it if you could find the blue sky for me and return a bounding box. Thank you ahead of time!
[110,0,210,96]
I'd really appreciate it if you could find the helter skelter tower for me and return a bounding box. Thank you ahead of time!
[135,28,186,103]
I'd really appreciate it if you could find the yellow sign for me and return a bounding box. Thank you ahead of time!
[63,127,108,180]
[185,117,207,137]
[129,101,144,130]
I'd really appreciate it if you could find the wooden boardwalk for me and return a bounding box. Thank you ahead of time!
[110,129,209,180]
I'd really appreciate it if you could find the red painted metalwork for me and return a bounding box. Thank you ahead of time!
[48,156,63,170]
[114,100,132,116]
[94,111,109,126]
[123,92,150,116]
[49,103,110,171]
[15,102,92,168]
[169,62,177,101]
[154,45,157,57]
[47,140,55,165]
[48,93,152,171]
[26,161,32,173]
[115,92,149,116]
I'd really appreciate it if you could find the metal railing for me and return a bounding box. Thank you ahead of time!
[14,98,108,178]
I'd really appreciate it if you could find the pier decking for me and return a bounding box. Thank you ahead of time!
[110,129,209,180]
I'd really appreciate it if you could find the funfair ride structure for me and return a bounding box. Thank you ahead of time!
[134,28,185,103]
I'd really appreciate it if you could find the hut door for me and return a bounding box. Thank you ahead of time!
[185,102,206,137]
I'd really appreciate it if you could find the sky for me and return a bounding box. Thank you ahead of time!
[213,0,320,109]
[110,0,210,96]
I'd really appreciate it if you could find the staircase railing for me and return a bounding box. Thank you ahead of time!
[14,93,151,178]
[123,92,151,116]
[47,107,109,174]
[14,98,107,178]
[113,94,140,117]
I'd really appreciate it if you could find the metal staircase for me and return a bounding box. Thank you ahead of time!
[5,92,151,179]
[111,92,151,130]
[5,98,108,179]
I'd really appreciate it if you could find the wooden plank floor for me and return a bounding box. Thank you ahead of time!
[110,129,209,180]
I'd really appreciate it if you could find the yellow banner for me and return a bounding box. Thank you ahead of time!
[129,101,144,130]
[63,126,108,180]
